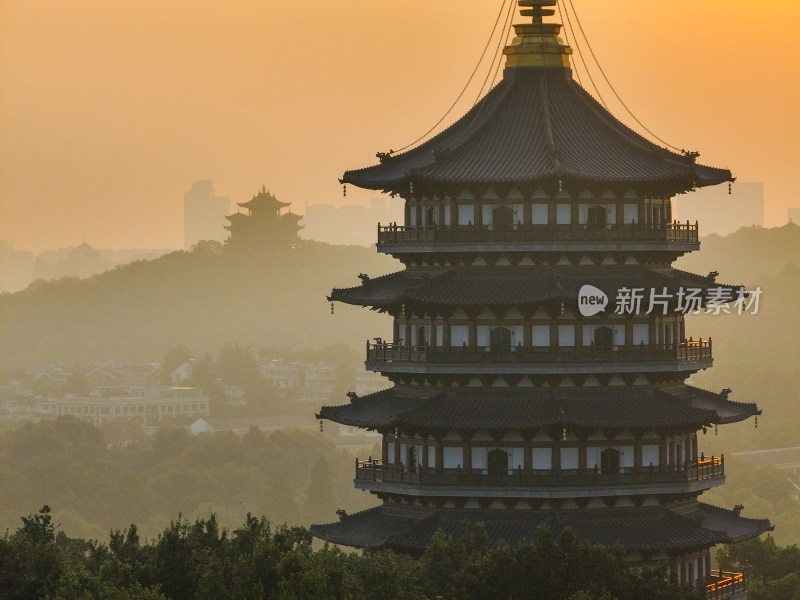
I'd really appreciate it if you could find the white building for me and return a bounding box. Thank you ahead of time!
[35,386,209,427]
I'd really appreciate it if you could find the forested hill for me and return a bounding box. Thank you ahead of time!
[0,241,397,369]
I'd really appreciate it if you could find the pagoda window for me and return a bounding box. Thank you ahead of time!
[511,447,524,469]
[532,325,551,347]
[450,325,469,347]
[409,208,417,227]
[632,323,650,345]
[444,205,452,225]
[457,204,475,226]
[556,203,572,224]
[642,444,660,467]
[442,446,464,469]
[435,325,444,346]
[623,203,639,225]
[472,447,488,471]
[387,441,395,464]
[532,203,548,225]
[561,447,579,470]
[558,325,576,347]
[652,204,663,227]
[532,447,553,470]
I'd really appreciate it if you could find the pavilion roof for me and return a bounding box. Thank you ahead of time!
[317,384,759,432]
[341,68,732,195]
[329,265,742,311]
[311,502,771,554]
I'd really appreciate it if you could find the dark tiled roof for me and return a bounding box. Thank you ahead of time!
[341,68,732,193]
[312,503,771,554]
[317,384,756,431]
[329,265,740,310]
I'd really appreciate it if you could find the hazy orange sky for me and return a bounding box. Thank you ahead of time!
[1,0,798,252]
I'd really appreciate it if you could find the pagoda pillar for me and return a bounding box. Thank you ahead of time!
[633,434,643,468]
[434,436,443,473]
[404,202,411,227]
[552,438,562,473]
[382,435,389,463]
[394,436,401,465]
[523,200,532,226]
[475,195,483,226]
[625,320,633,346]
[443,318,452,347]
[462,432,473,472]
[405,321,412,348]
[469,318,478,349]
[660,436,668,466]
[524,437,533,472]
[578,435,588,471]
[421,439,429,472]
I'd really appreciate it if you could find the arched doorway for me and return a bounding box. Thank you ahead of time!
[488,448,509,475]
[493,205,514,229]
[587,205,607,230]
[594,326,613,351]
[425,206,437,226]
[600,447,620,474]
[490,326,512,350]
[406,445,417,470]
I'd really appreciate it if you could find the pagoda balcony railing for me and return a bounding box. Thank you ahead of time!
[366,340,712,365]
[377,221,699,245]
[706,570,746,599]
[355,456,724,488]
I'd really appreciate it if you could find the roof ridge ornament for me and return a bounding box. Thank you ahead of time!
[518,0,558,24]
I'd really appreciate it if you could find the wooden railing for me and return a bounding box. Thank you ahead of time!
[355,456,724,488]
[706,571,745,599]
[377,221,699,245]
[366,340,712,365]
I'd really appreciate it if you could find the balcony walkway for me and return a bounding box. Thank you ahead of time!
[355,456,724,489]
[377,221,699,246]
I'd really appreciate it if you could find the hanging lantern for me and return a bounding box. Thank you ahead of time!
[409,181,415,195]
[754,415,758,429]
[558,179,563,193]
[728,182,732,195]
[319,420,324,432]
[394,427,399,439]
[343,184,347,197]
[330,302,335,315]
[562,427,567,441]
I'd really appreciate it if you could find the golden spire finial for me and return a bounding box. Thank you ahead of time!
[503,0,572,70]
[518,0,557,25]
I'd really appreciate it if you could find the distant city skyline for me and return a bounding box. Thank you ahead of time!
[2,1,798,252]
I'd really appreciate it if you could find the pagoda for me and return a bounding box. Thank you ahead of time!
[313,1,770,593]
[224,187,303,249]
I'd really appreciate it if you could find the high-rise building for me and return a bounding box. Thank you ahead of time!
[184,180,230,250]
[312,0,770,594]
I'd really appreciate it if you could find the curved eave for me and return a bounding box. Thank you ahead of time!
[341,70,733,194]
[312,503,772,554]
[329,267,742,312]
[317,386,723,432]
